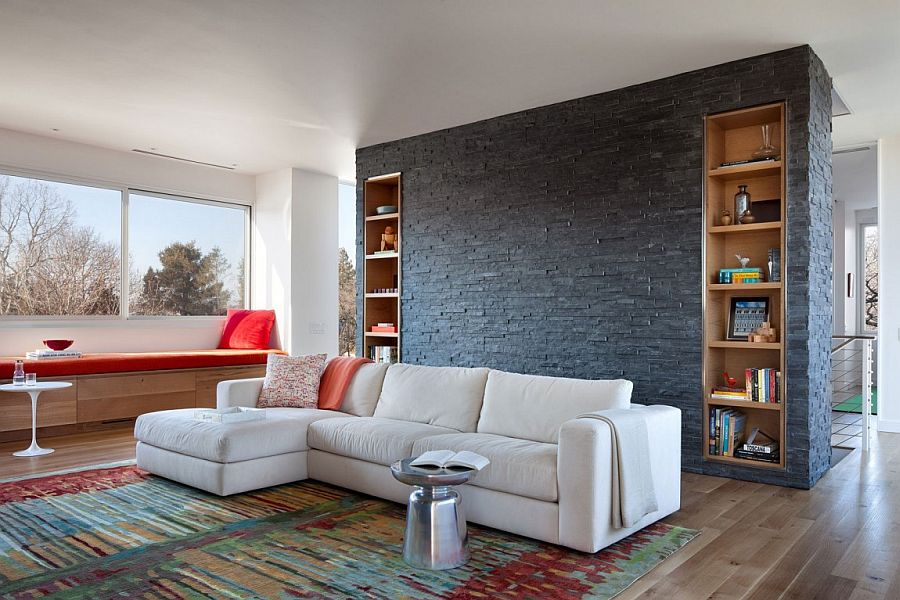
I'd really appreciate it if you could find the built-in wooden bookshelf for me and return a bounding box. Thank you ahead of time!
[703,103,786,469]
[363,173,402,363]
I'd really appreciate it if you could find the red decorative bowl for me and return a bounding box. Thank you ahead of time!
[43,339,74,351]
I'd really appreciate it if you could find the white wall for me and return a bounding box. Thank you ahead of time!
[0,128,256,355]
[832,147,878,335]
[877,137,900,431]
[252,168,338,356]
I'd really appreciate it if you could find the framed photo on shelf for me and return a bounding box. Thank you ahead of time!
[727,297,770,340]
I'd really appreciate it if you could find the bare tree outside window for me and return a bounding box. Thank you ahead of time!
[864,225,878,331]
[338,183,357,355]
[0,175,120,315]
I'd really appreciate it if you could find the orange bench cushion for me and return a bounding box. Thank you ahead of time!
[0,349,283,378]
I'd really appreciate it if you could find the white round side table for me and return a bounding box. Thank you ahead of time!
[0,382,72,457]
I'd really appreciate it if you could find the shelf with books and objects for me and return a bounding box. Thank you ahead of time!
[703,102,786,470]
[363,173,402,363]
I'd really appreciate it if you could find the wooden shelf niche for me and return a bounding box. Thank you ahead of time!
[363,173,402,363]
[703,102,786,470]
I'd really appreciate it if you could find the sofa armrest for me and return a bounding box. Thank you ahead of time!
[557,404,681,553]
[216,377,264,409]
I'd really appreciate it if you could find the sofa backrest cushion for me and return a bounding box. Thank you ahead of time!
[373,364,489,432]
[341,362,390,417]
[477,370,633,443]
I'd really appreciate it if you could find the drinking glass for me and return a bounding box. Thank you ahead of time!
[25,373,36,386]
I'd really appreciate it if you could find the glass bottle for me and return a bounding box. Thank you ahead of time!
[734,185,751,222]
[13,360,25,386]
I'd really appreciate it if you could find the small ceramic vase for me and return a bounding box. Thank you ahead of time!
[721,210,733,226]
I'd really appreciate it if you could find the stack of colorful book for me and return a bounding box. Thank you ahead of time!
[718,267,764,284]
[368,345,398,364]
[709,386,748,401]
[709,408,747,456]
[745,368,780,403]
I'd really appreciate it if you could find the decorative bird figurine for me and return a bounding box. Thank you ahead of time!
[735,254,750,268]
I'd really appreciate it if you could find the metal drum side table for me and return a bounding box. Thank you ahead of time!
[390,458,477,570]
[0,382,72,457]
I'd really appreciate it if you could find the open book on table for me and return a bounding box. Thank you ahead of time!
[410,450,490,471]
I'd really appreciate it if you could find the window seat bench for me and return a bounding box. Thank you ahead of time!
[0,350,280,441]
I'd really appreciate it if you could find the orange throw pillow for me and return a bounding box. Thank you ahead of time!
[218,309,276,349]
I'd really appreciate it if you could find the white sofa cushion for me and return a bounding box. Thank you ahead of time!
[411,432,558,502]
[341,362,390,417]
[307,416,455,466]
[134,407,346,463]
[373,364,489,432]
[477,370,633,443]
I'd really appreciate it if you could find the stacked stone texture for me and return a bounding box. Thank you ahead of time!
[357,46,832,488]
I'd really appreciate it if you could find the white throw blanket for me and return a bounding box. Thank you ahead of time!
[577,408,658,528]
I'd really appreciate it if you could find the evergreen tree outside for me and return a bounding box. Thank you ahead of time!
[338,247,357,356]
[135,241,233,316]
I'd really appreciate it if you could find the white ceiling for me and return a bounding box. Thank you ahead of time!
[0,0,898,180]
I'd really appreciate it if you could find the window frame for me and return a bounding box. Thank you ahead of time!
[0,166,251,325]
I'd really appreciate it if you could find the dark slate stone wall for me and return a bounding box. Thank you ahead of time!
[357,46,832,488]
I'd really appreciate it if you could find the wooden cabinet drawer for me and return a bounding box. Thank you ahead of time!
[195,365,267,408]
[77,372,197,422]
[0,378,77,432]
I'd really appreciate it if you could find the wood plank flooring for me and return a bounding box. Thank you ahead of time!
[0,425,135,479]
[1,427,898,598]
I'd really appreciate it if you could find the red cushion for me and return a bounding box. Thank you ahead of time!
[0,350,283,378]
[218,309,276,349]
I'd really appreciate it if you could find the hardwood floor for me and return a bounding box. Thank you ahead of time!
[0,425,136,479]
[1,427,898,598]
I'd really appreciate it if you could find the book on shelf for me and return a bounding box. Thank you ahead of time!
[767,248,781,282]
[368,345,399,364]
[709,408,747,457]
[742,428,779,454]
[718,268,764,284]
[410,450,490,471]
[25,349,82,360]
[371,325,398,333]
[744,368,780,403]
[718,156,780,168]
[733,447,780,463]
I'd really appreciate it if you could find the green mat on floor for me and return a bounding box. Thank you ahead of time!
[833,388,877,415]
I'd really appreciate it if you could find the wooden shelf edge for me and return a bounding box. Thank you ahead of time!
[707,160,782,178]
[707,397,783,410]
[705,454,784,470]
[365,332,399,338]
[708,221,781,234]
[365,213,399,222]
[708,282,782,291]
[707,340,781,350]
[364,252,399,260]
[366,172,401,182]
[365,293,399,298]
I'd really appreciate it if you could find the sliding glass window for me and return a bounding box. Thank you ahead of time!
[0,171,249,319]
[128,192,247,316]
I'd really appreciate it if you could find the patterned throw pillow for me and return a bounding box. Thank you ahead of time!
[257,353,327,408]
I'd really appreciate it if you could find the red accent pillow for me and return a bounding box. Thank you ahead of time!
[218,309,276,349]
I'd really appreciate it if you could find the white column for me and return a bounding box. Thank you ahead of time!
[290,169,339,357]
[252,168,339,357]
[877,137,900,432]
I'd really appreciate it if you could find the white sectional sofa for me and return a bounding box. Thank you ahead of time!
[135,363,681,553]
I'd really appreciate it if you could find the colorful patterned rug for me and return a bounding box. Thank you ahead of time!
[0,466,698,599]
